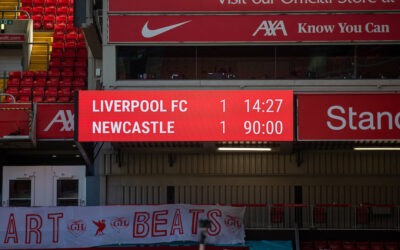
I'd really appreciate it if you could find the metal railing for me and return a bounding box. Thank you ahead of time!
[233,204,400,230]
[1,10,30,20]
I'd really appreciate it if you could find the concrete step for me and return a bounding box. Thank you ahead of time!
[29,64,47,71]
[0,5,17,10]
[33,32,54,38]
[30,55,50,63]
[32,49,51,55]
[33,37,53,43]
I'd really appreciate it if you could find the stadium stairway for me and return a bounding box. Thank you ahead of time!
[30,32,53,71]
[0,0,19,19]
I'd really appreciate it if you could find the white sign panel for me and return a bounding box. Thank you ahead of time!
[0,205,245,249]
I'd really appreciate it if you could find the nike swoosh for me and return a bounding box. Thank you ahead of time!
[142,20,191,38]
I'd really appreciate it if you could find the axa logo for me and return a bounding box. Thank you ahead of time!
[44,110,74,132]
[253,20,288,37]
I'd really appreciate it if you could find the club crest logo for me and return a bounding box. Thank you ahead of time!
[67,220,87,237]
[110,217,130,233]
[224,215,242,233]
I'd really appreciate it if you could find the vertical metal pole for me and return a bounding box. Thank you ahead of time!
[195,47,198,80]
[310,204,314,228]
[354,45,358,78]
[274,47,277,79]
[46,43,49,71]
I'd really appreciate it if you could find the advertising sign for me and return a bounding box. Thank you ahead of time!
[0,104,31,138]
[0,205,245,249]
[77,90,293,142]
[0,34,24,42]
[297,94,400,140]
[36,104,74,139]
[109,0,400,12]
[109,14,400,43]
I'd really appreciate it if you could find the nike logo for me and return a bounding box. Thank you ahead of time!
[141,20,191,38]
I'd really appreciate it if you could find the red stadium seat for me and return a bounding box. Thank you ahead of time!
[45,89,58,97]
[53,33,65,43]
[59,80,72,88]
[21,0,34,7]
[7,78,20,87]
[33,79,46,87]
[54,23,66,33]
[33,96,44,102]
[34,71,47,81]
[34,0,45,7]
[43,15,55,30]
[57,96,70,102]
[68,15,74,24]
[314,241,327,250]
[17,96,31,103]
[6,87,19,97]
[58,88,70,97]
[31,15,43,29]
[44,96,57,102]
[61,70,73,81]
[46,79,59,88]
[45,0,58,7]
[19,87,32,96]
[20,79,33,87]
[57,6,68,15]
[66,24,77,33]
[74,70,87,80]
[44,6,56,16]
[20,7,32,18]
[66,31,78,42]
[384,242,399,250]
[61,61,74,70]
[74,60,87,70]
[32,6,44,16]
[33,88,45,97]
[23,70,34,78]
[357,242,370,250]
[68,7,73,16]
[77,32,84,41]
[56,15,68,25]
[9,71,21,79]
[58,0,70,7]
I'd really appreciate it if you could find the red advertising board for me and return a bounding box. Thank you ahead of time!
[297,94,400,141]
[36,104,74,139]
[0,104,31,138]
[0,34,25,42]
[109,14,400,43]
[109,0,400,12]
[78,90,293,142]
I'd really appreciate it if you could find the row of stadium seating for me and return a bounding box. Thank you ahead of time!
[301,241,400,250]
[3,70,85,102]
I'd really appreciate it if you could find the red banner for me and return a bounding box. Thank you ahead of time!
[0,34,25,42]
[36,104,74,139]
[0,104,31,138]
[109,14,400,43]
[78,90,293,142]
[109,0,400,12]
[297,94,400,140]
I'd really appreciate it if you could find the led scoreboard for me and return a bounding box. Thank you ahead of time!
[77,90,293,142]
